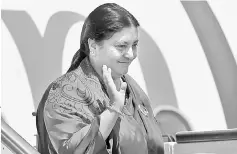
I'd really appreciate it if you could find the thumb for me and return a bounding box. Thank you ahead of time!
[120,81,127,93]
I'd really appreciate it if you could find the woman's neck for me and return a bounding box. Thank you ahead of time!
[113,78,121,91]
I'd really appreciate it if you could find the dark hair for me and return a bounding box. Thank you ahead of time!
[67,3,140,72]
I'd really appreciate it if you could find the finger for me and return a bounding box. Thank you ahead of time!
[102,65,110,82]
[102,65,116,90]
[108,67,112,76]
[102,65,111,83]
[102,65,108,82]
[106,68,117,90]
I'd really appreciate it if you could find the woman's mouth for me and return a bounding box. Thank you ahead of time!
[118,61,130,64]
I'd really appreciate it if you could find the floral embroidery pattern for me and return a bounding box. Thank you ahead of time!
[46,60,109,124]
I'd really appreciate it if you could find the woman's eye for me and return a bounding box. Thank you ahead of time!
[133,44,138,47]
[132,44,138,49]
[116,45,127,49]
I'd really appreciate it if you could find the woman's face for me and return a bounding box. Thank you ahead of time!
[94,26,139,79]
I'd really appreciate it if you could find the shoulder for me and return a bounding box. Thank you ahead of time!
[37,71,87,124]
[42,71,96,125]
[43,71,90,114]
[43,71,94,121]
[52,71,84,90]
[46,71,88,105]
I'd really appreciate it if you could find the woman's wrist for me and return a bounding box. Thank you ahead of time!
[107,103,124,117]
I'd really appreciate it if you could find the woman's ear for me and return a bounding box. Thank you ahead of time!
[88,38,97,56]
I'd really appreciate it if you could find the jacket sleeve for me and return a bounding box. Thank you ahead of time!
[43,74,108,154]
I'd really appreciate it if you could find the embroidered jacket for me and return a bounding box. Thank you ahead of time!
[36,58,164,154]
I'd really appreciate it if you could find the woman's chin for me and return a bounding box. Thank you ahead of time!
[112,69,128,79]
[120,68,129,76]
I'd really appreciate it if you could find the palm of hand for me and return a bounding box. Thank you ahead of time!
[102,65,127,108]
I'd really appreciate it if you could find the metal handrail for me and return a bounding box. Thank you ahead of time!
[1,117,40,154]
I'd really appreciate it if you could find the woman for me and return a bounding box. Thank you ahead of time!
[36,3,164,154]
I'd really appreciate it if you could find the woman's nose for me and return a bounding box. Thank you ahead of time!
[124,47,135,59]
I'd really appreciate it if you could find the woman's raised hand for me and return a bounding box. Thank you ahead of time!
[102,65,127,109]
